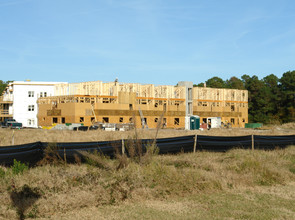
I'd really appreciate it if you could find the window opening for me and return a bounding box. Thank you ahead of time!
[103,117,109,123]
[141,118,147,126]
[231,118,235,125]
[53,117,58,123]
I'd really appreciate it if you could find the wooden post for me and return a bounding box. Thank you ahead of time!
[64,148,67,164]
[122,139,125,155]
[193,134,197,153]
[11,130,15,146]
[251,134,254,151]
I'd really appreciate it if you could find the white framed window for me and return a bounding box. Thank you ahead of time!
[40,92,43,97]
[44,92,47,97]
[28,105,35,111]
[28,91,34,97]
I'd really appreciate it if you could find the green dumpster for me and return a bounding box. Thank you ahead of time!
[245,123,263,129]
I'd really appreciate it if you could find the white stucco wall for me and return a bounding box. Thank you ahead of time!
[10,81,65,128]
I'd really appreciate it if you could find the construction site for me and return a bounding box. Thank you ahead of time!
[37,80,248,129]
[0,97,12,122]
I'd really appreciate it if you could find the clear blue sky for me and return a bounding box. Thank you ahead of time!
[0,0,295,85]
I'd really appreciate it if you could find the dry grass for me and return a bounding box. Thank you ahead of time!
[0,122,294,146]
[0,145,295,219]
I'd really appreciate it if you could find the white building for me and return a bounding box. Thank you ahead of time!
[1,81,67,128]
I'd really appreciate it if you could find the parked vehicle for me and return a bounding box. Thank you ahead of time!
[1,119,22,129]
[1,118,15,127]
[9,122,23,129]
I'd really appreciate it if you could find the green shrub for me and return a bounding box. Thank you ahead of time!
[0,167,5,177]
[289,166,295,174]
[11,159,28,175]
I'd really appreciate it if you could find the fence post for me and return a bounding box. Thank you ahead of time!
[193,134,197,153]
[122,139,125,155]
[251,135,254,151]
[11,130,15,146]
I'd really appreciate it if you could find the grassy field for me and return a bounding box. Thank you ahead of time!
[1,144,295,219]
[0,122,294,146]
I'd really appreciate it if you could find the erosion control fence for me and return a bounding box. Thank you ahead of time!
[0,135,294,166]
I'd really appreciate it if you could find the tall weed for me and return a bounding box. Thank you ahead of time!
[38,143,65,166]
[79,150,112,170]
[0,167,5,177]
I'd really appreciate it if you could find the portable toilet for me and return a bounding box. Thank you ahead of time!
[190,115,200,130]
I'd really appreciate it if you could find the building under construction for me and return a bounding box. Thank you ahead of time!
[37,80,248,129]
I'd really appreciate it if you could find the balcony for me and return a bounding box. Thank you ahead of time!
[0,109,12,117]
[0,96,13,103]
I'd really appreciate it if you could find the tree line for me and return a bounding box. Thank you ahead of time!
[0,71,294,124]
[194,71,295,124]
[0,80,11,96]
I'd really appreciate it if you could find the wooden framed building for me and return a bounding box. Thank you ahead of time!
[38,81,187,129]
[193,87,248,128]
[37,81,248,129]
[0,96,13,122]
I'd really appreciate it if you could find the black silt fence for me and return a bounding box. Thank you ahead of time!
[41,140,122,162]
[197,135,252,152]
[0,142,43,166]
[0,135,294,166]
[156,135,195,154]
[254,135,295,150]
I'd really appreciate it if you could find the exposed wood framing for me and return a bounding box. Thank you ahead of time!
[193,87,248,128]
[38,81,248,129]
[0,97,13,119]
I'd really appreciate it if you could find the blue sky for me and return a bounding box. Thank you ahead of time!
[0,0,295,85]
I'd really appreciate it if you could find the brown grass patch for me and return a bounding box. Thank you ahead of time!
[0,123,294,146]
[0,146,295,219]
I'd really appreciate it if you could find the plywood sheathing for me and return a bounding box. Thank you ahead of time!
[38,81,248,129]
[192,87,248,127]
